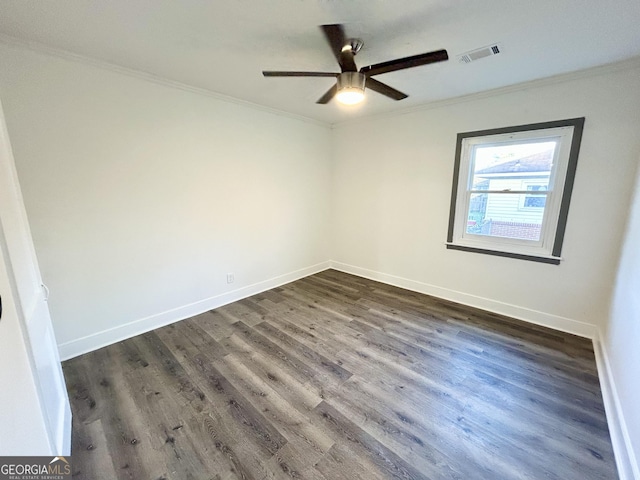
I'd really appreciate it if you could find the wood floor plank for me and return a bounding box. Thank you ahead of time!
[310,400,430,480]
[146,330,285,480]
[69,419,119,479]
[213,356,334,475]
[76,347,166,479]
[120,361,234,479]
[189,310,238,341]
[63,270,618,480]
[220,334,326,414]
[253,321,353,383]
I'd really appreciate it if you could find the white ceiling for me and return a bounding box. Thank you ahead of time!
[1,0,639,125]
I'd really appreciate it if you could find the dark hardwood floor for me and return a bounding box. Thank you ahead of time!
[63,270,618,479]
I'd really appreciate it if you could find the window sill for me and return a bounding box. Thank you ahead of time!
[445,243,562,265]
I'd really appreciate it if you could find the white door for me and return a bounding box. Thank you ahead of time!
[0,98,71,455]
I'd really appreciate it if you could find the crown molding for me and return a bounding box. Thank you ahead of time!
[0,33,330,129]
[332,55,640,128]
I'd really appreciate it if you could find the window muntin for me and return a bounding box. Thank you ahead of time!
[447,118,584,264]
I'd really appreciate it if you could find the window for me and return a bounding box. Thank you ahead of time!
[447,118,585,264]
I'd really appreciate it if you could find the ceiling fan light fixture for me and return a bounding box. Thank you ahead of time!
[336,72,366,105]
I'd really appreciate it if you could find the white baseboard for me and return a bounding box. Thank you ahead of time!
[329,261,598,339]
[593,330,640,480]
[58,261,331,360]
[58,260,597,359]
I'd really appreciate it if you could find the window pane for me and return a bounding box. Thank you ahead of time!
[471,141,556,191]
[524,195,546,208]
[466,193,544,241]
[524,185,547,207]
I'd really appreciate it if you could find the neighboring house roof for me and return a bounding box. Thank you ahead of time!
[476,150,552,174]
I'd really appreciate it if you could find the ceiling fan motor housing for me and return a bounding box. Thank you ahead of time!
[336,72,366,104]
[337,72,365,89]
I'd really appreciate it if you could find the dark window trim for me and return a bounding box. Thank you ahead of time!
[447,117,585,264]
[445,244,561,265]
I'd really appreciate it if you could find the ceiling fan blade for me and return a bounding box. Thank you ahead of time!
[320,24,347,61]
[320,24,357,72]
[316,84,338,104]
[360,49,448,76]
[263,71,339,77]
[365,77,408,101]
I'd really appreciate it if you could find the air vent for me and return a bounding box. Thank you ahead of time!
[458,43,502,64]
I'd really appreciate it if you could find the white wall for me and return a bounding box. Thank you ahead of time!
[604,159,640,478]
[332,64,640,335]
[0,43,332,358]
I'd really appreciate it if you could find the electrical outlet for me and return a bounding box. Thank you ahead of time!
[226,273,234,284]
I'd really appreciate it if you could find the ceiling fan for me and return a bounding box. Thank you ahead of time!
[262,24,449,105]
